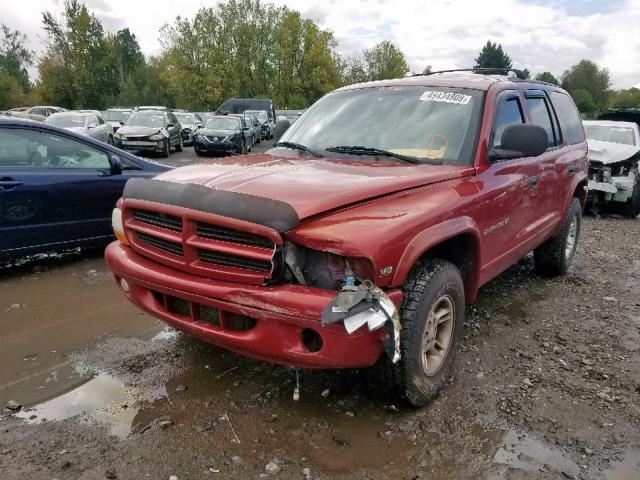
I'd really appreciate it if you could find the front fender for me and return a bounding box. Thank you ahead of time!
[556,171,588,236]
[390,216,482,302]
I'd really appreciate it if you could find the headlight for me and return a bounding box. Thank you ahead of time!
[112,207,129,245]
[149,133,163,141]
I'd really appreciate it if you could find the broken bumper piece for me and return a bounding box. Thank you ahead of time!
[321,281,402,364]
[105,242,402,369]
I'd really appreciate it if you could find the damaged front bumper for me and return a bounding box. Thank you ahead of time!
[105,242,402,369]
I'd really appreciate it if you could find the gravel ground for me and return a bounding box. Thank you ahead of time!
[1,211,638,479]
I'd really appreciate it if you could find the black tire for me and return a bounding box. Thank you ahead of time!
[194,148,205,157]
[379,259,465,407]
[534,197,582,276]
[161,139,170,158]
[236,141,246,155]
[176,137,183,152]
[622,175,640,218]
[107,135,114,145]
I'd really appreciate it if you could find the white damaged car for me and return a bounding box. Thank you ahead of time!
[583,120,640,217]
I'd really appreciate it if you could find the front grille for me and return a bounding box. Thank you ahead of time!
[138,232,184,256]
[196,223,274,249]
[206,136,224,142]
[198,249,272,272]
[133,209,182,232]
[197,304,220,326]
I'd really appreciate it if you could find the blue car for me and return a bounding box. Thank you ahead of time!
[0,117,171,259]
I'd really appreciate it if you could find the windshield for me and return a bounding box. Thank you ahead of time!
[205,117,241,130]
[126,113,166,128]
[175,113,194,124]
[280,86,483,164]
[246,110,268,122]
[47,115,86,128]
[584,124,636,146]
[103,110,130,122]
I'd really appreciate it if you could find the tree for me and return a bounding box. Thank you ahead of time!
[363,41,409,81]
[40,0,112,108]
[571,89,596,115]
[608,88,640,110]
[0,24,33,92]
[474,40,512,71]
[339,41,410,85]
[421,65,433,75]
[535,71,559,85]
[561,60,610,112]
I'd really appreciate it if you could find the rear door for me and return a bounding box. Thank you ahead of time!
[523,89,565,234]
[477,90,543,273]
[0,126,124,255]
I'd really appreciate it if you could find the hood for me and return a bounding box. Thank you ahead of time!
[198,128,239,137]
[118,126,164,137]
[587,139,640,164]
[153,154,472,220]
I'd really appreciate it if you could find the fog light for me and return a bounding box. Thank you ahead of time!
[120,278,130,292]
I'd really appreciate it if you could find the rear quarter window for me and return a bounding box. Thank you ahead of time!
[551,92,584,145]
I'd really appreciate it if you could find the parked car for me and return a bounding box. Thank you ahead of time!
[245,113,261,145]
[583,119,640,217]
[2,106,66,122]
[217,98,276,124]
[174,112,204,146]
[106,70,588,407]
[0,117,169,259]
[245,109,273,139]
[135,106,168,112]
[193,116,248,155]
[103,108,132,132]
[276,109,304,125]
[228,114,254,150]
[114,110,182,157]
[45,111,114,145]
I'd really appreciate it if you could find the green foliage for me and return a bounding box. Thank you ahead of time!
[0,72,31,109]
[339,41,409,85]
[534,71,559,85]
[474,40,512,70]
[561,60,610,112]
[0,24,33,92]
[607,88,640,110]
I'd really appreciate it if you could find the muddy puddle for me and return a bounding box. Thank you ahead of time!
[0,252,162,408]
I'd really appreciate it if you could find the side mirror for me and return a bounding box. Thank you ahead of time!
[273,119,291,142]
[490,124,548,161]
[119,121,124,126]
[88,123,97,129]
[109,155,124,175]
[196,123,203,128]
[167,123,175,128]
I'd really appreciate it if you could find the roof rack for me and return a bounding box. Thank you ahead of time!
[413,67,528,80]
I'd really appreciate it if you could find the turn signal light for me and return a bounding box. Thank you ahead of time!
[112,207,129,245]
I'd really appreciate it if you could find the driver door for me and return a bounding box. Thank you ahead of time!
[0,125,117,255]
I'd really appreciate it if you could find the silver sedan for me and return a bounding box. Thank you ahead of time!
[45,112,114,145]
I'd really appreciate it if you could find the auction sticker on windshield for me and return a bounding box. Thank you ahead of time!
[420,91,472,105]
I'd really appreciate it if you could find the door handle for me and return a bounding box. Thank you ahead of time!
[528,175,538,187]
[0,178,24,191]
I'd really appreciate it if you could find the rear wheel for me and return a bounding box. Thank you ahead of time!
[379,259,465,407]
[622,174,640,218]
[534,197,582,276]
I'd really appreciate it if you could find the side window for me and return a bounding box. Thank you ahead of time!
[168,113,177,125]
[31,107,46,116]
[493,94,524,148]
[88,115,98,127]
[525,94,558,147]
[96,114,105,125]
[551,92,584,145]
[0,128,110,169]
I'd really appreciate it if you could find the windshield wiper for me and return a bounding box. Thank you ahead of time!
[324,145,420,164]
[273,141,322,157]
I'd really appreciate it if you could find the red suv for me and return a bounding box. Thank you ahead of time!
[106,70,588,406]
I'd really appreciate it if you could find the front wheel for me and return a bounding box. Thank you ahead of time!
[622,174,640,218]
[534,197,582,276]
[161,139,170,158]
[176,136,183,152]
[379,259,465,407]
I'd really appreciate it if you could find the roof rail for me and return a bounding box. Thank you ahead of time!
[413,67,528,80]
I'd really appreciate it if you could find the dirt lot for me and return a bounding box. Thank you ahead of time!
[1,212,639,480]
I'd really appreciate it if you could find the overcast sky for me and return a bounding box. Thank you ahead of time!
[3,0,639,88]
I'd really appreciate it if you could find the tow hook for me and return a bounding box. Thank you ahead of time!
[320,278,401,363]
